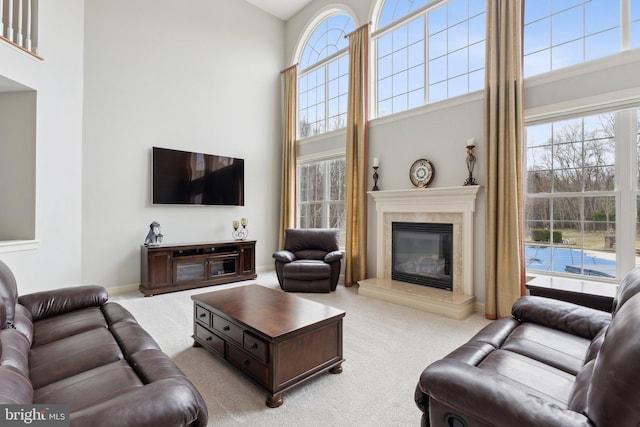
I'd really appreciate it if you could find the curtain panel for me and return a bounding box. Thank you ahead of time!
[278,64,298,250]
[484,0,525,319]
[345,24,370,286]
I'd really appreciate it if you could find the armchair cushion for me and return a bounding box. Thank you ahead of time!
[324,250,344,264]
[272,250,296,263]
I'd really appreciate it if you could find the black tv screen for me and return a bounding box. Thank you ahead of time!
[152,147,244,206]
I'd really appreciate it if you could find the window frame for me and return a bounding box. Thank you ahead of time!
[524,107,640,282]
[296,12,355,139]
[371,0,486,118]
[296,152,347,248]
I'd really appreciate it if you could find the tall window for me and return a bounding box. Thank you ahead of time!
[297,158,346,246]
[298,14,355,138]
[374,0,486,117]
[524,0,639,78]
[524,108,640,281]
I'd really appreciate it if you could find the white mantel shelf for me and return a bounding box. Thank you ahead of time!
[360,185,482,319]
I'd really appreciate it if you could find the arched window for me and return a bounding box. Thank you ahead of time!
[297,13,355,138]
[373,0,486,117]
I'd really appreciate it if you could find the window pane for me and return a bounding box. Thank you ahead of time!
[297,14,354,138]
[525,110,623,280]
[376,0,484,116]
[524,0,622,77]
[297,159,346,247]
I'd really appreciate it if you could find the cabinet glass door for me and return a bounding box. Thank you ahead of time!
[175,261,206,283]
[208,256,237,277]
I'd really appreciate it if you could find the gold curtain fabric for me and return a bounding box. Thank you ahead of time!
[484,0,525,319]
[278,65,298,250]
[345,24,370,286]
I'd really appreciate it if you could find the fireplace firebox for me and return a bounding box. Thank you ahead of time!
[391,222,453,291]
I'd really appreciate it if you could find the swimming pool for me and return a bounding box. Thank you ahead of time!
[525,245,616,278]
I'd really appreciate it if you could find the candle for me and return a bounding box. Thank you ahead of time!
[373,157,379,167]
[241,218,247,227]
[232,220,239,229]
[466,137,475,147]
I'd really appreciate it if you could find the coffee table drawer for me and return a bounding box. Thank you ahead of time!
[243,332,268,363]
[227,344,267,387]
[213,315,242,344]
[195,324,224,355]
[195,305,211,326]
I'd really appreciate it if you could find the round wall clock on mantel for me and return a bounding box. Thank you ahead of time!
[409,159,434,188]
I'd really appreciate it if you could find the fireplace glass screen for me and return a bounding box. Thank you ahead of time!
[392,222,453,290]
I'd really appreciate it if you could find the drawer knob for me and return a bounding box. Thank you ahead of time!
[199,313,206,318]
[206,336,212,341]
[250,343,258,350]
[223,326,230,331]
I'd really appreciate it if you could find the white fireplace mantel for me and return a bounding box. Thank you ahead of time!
[361,186,482,319]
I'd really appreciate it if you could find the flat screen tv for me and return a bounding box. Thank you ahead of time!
[152,147,244,206]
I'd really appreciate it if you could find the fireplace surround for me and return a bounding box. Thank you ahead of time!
[359,186,481,319]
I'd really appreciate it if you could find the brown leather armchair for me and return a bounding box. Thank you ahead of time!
[415,267,640,427]
[273,228,343,293]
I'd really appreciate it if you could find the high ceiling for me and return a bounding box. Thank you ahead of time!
[243,0,312,21]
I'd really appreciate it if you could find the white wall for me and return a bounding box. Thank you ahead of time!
[0,0,85,293]
[82,0,285,289]
[0,90,36,241]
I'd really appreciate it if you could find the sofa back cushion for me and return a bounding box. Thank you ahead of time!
[571,293,640,426]
[612,267,640,314]
[0,260,18,328]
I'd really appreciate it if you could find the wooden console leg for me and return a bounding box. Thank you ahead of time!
[329,363,343,374]
[266,394,283,408]
[192,340,203,348]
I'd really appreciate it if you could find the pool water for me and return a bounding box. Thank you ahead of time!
[525,245,616,278]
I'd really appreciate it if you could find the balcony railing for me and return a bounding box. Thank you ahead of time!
[0,0,38,56]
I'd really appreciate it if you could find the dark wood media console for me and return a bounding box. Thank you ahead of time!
[140,240,257,296]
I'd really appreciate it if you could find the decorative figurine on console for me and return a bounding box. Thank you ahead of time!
[144,221,164,246]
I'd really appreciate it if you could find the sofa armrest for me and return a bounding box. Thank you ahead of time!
[18,285,108,322]
[324,250,343,263]
[69,378,208,427]
[420,359,592,427]
[512,295,611,340]
[273,250,296,263]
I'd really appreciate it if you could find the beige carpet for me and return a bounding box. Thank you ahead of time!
[111,271,491,426]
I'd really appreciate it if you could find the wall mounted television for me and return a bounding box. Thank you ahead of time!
[152,147,244,206]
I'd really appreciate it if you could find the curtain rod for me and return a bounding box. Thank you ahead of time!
[345,22,371,39]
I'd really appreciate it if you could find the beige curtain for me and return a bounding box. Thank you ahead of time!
[344,24,370,286]
[278,64,298,249]
[484,0,525,319]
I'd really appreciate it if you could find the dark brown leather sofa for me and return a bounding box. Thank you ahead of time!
[0,259,208,427]
[273,228,343,292]
[415,267,640,427]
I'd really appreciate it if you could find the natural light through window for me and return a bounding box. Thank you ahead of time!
[298,14,355,138]
[525,108,640,280]
[523,0,640,78]
[375,0,485,117]
[297,158,347,247]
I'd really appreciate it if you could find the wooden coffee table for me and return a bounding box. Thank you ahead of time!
[191,284,345,407]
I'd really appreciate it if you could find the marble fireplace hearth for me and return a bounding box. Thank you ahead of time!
[358,186,481,320]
